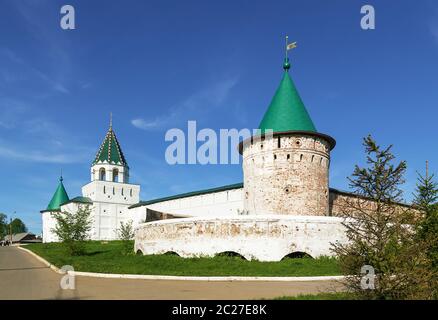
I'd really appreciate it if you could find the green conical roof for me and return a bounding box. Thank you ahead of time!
[259,62,316,133]
[46,177,69,211]
[92,125,128,166]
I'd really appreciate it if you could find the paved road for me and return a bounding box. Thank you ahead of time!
[0,246,344,300]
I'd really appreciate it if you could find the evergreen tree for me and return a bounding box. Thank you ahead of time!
[413,163,438,297]
[332,135,433,299]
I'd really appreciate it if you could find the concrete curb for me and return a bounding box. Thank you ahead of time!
[18,246,62,274]
[18,246,345,282]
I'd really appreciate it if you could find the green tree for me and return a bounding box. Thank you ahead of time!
[51,205,93,256]
[0,213,7,239]
[118,220,134,255]
[332,135,433,299]
[9,218,28,234]
[413,165,438,297]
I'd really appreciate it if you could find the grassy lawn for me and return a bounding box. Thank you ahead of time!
[25,241,341,277]
[275,292,354,300]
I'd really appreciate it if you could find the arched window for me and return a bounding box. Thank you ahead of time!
[112,168,119,182]
[130,189,133,197]
[99,168,106,181]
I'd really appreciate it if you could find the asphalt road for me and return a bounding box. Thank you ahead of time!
[0,246,344,300]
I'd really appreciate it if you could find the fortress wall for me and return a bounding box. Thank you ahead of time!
[129,188,244,221]
[329,189,413,217]
[134,215,347,261]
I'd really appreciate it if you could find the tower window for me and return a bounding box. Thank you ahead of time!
[121,188,124,196]
[287,154,290,160]
[130,189,133,197]
[103,186,106,194]
[112,187,115,195]
[277,137,281,148]
[99,168,106,181]
[113,168,119,182]
[274,154,277,160]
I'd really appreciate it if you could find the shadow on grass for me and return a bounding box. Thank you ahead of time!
[83,250,107,256]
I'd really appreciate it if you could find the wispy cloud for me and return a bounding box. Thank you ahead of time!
[132,77,239,130]
[0,109,93,164]
[0,145,87,164]
[0,47,70,94]
[0,97,28,129]
[3,0,75,95]
[131,118,166,130]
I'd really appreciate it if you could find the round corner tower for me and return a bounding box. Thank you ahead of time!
[240,57,336,216]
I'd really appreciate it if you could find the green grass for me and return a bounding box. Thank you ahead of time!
[25,241,341,277]
[275,292,354,300]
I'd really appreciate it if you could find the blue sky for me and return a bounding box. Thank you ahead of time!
[1,0,438,234]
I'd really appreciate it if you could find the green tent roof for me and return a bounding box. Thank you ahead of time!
[259,62,316,133]
[93,126,127,166]
[46,177,69,211]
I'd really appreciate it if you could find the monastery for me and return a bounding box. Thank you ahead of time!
[41,55,359,261]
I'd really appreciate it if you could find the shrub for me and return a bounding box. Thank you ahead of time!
[51,205,93,256]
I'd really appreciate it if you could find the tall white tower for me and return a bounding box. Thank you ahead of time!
[82,117,140,239]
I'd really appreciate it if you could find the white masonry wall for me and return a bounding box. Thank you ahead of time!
[135,215,348,261]
[82,180,140,240]
[41,211,60,243]
[128,187,244,221]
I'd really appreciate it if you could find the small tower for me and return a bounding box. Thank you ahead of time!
[81,116,140,240]
[40,176,69,242]
[240,42,336,216]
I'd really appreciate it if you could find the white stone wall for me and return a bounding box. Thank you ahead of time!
[131,188,244,218]
[242,134,331,216]
[82,181,140,204]
[82,180,140,240]
[41,211,60,243]
[134,215,348,261]
[42,179,141,242]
